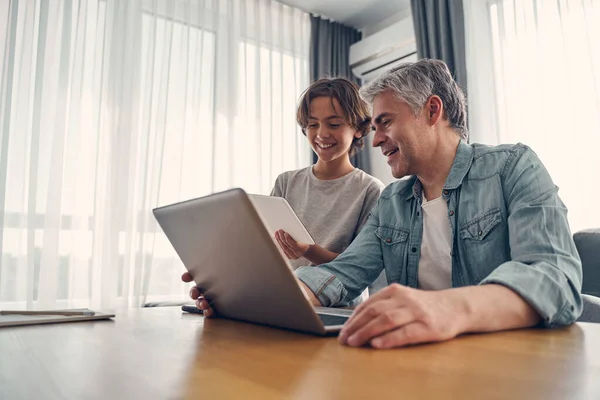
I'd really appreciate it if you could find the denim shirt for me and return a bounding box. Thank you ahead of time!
[296,141,583,327]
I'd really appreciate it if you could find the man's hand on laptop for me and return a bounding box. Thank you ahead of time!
[181,272,323,316]
[182,272,215,317]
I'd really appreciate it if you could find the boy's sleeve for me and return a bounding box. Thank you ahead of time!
[270,174,285,197]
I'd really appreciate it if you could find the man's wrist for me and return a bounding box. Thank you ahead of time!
[443,288,474,335]
[447,284,541,334]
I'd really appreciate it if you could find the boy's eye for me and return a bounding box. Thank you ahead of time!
[307,124,318,129]
[329,124,341,128]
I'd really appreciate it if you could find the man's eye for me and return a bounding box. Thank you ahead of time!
[382,119,391,127]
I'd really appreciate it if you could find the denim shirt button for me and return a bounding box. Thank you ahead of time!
[570,305,575,311]
[386,238,392,244]
[411,247,417,253]
[478,230,483,236]
[443,190,449,195]
[449,210,455,216]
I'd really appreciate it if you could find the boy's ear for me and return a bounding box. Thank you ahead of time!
[354,130,363,139]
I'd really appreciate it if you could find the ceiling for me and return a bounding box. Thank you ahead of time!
[279,0,411,30]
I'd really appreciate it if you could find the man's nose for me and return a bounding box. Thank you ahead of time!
[372,128,386,148]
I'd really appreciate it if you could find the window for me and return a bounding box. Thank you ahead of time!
[0,0,310,308]
[465,0,600,232]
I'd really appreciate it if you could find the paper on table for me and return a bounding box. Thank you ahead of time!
[0,309,115,328]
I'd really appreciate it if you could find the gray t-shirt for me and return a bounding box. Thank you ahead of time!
[271,166,384,268]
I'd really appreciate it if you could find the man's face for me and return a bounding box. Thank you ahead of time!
[371,90,432,179]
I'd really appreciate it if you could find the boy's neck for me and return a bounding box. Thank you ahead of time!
[313,156,355,180]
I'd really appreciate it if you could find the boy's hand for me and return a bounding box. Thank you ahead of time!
[275,230,310,260]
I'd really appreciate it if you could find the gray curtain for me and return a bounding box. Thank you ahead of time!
[410,0,467,95]
[309,15,371,172]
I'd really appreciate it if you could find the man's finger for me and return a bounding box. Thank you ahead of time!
[195,297,215,318]
[340,298,402,341]
[343,308,414,347]
[189,286,201,300]
[203,307,215,318]
[370,322,433,349]
[196,297,210,310]
[344,285,399,327]
[182,272,194,283]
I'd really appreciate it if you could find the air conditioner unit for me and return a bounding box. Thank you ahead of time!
[350,18,417,82]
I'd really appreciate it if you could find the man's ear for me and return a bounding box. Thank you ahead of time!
[427,95,443,125]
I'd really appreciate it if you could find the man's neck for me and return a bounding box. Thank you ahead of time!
[418,133,461,200]
[313,156,355,180]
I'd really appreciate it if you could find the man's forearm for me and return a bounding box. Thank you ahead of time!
[451,284,541,334]
[304,244,339,265]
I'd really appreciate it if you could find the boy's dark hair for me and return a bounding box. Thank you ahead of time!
[296,78,371,157]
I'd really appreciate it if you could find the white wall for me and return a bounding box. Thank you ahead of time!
[360,8,412,36]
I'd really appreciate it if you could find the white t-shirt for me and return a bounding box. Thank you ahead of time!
[418,195,453,290]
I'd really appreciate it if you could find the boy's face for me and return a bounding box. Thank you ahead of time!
[305,96,361,163]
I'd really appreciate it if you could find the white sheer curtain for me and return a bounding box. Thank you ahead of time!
[464,0,600,233]
[0,0,310,310]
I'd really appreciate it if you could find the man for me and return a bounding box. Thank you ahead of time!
[186,59,582,349]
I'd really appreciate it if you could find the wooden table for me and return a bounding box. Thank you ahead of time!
[1,307,599,400]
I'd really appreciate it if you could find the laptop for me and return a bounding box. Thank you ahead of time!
[152,188,352,335]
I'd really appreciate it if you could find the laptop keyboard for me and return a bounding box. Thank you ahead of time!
[317,313,350,326]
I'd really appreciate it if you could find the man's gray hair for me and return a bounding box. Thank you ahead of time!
[360,59,468,141]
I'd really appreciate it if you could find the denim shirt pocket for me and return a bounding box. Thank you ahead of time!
[459,208,508,281]
[375,225,409,245]
[460,208,502,241]
[375,225,409,282]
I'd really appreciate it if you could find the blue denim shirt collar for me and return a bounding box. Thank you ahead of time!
[407,140,474,201]
[445,140,474,190]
